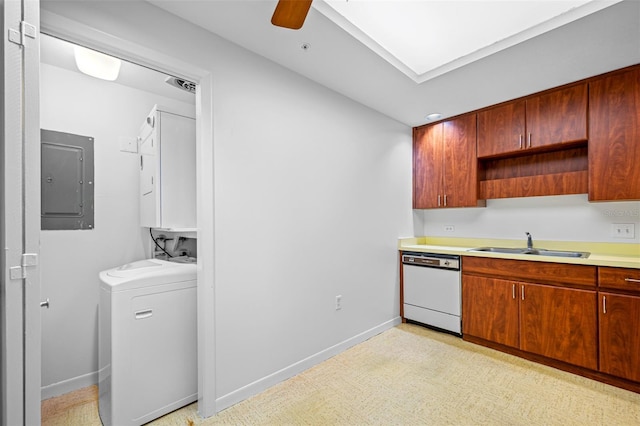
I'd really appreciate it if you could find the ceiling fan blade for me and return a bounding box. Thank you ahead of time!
[271,0,313,30]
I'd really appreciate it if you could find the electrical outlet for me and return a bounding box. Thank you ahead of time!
[444,225,455,233]
[335,295,342,311]
[611,223,635,239]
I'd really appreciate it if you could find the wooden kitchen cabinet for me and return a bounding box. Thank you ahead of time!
[477,100,525,158]
[413,114,482,209]
[520,283,597,370]
[462,257,598,370]
[589,67,640,201]
[477,84,587,158]
[462,275,519,348]
[598,267,640,382]
[414,64,640,202]
[462,258,640,393]
[413,124,442,209]
[599,292,640,382]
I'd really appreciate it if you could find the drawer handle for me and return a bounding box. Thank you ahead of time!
[624,278,640,283]
[135,309,153,320]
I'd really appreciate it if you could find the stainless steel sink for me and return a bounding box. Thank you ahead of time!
[468,247,590,258]
[532,248,590,258]
[470,247,530,254]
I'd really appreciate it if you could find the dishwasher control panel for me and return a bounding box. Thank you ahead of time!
[401,253,460,270]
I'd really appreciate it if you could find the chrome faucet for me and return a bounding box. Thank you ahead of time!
[525,232,533,249]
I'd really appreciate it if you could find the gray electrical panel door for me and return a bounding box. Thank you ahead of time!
[41,129,94,230]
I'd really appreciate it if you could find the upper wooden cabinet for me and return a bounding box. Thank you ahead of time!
[589,67,640,201]
[414,64,639,203]
[477,100,525,158]
[477,84,588,158]
[413,124,442,209]
[413,114,483,209]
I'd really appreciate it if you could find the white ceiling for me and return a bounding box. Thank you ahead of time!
[146,0,639,127]
[317,0,602,82]
[43,1,640,128]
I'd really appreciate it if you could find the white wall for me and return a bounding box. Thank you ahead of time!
[212,60,413,399]
[420,195,640,244]
[39,62,194,397]
[40,0,415,412]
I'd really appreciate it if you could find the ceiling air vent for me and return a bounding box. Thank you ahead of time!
[164,76,196,94]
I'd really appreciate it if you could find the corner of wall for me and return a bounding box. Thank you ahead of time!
[412,209,426,236]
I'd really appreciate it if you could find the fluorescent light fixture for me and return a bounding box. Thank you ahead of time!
[73,45,121,81]
[425,113,442,121]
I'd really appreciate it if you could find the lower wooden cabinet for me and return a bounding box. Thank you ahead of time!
[462,273,597,370]
[598,267,640,383]
[463,259,640,393]
[599,292,640,382]
[520,283,597,370]
[462,257,598,370]
[462,275,519,348]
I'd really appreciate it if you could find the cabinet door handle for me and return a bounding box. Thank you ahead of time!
[444,194,447,207]
[528,133,532,148]
[625,278,640,283]
[521,284,525,300]
[603,295,607,314]
[519,134,523,149]
[140,155,143,170]
[437,195,441,207]
[512,284,516,300]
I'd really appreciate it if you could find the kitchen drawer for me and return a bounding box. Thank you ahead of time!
[599,267,640,293]
[462,256,596,288]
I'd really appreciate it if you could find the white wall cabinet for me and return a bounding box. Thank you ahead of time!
[139,105,196,229]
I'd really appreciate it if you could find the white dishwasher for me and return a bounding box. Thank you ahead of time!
[402,252,461,335]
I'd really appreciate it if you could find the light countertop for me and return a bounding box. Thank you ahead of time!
[399,237,640,269]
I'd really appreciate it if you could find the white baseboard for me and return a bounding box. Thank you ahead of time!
[215,316,402,412]
[41,370,98,400]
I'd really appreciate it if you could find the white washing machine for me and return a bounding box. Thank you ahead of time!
[98,259,197,426]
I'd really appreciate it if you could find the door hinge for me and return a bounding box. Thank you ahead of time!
[8,21,37,46]
[9,253,38,280]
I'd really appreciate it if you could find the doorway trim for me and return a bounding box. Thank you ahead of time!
[39,9,217,418]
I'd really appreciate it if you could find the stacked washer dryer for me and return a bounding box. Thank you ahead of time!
[98,258,197,426]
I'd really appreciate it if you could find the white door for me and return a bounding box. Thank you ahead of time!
[1,0,42,424]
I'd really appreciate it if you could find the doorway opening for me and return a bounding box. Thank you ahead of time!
[39,33,199,421]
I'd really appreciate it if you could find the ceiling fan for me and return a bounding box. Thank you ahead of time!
[271,0,314,30]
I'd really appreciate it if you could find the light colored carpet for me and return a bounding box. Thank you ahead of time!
[42,323,640,425]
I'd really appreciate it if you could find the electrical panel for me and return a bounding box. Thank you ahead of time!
[41,129,94,230]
